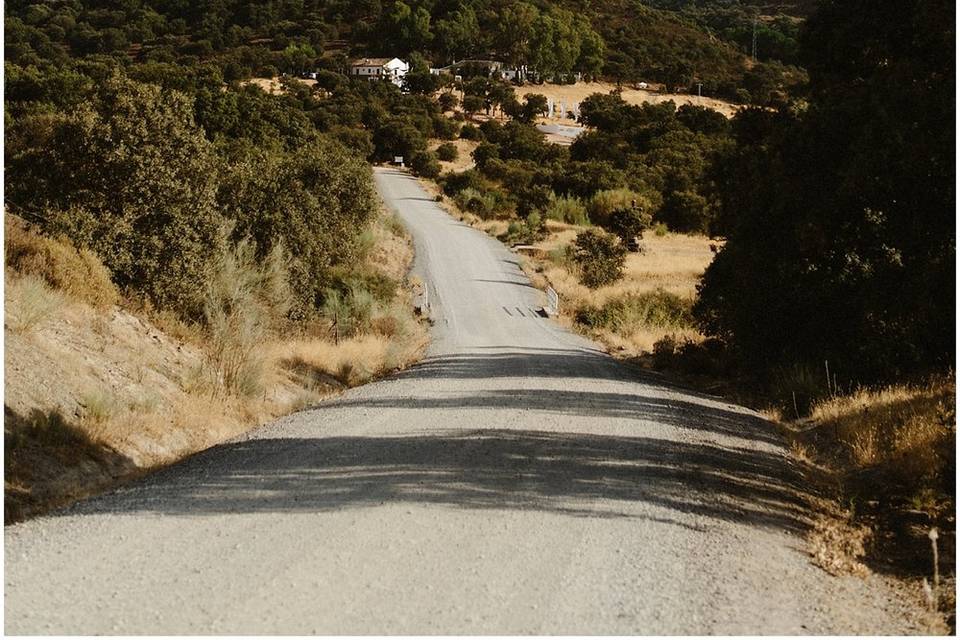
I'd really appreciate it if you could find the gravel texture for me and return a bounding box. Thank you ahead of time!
[3,168,925,634]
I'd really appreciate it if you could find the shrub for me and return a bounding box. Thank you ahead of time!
[440,169,484,196]
[454,187,498,219]
[5,215,119,308]
[438,92,459,111]
[606,206,653,244]
[5,274,64,335]
[657,189,710,233]
[202,238,292,397]
[502,212,546,245]
[572,229,626,288]
[431,114,459,140]
[515,184,553,218]
[436,142,458,162]
[459,123,481,140]
[6,73,224,319]
[543,196,589,225]
[219,144,377,319]
[586,189,641,226]
[576,290,694,333]
[411,151,441,178]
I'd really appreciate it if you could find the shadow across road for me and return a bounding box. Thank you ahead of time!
[77,427,811,533]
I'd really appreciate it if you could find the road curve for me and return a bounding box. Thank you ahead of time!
[4,168,920,634]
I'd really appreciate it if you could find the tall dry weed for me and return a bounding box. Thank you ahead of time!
[203,237,292,397]
[5,274,65,334]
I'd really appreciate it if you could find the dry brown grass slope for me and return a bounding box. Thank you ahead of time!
[4,209,427,522]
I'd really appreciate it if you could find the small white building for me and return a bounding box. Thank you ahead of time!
[348,57,409,87]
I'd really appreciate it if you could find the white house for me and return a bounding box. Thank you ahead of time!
[348,57,409,86]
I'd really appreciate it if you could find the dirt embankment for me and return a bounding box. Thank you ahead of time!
[4,209,427,522]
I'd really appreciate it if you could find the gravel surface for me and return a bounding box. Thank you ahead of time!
[3,168,924,634]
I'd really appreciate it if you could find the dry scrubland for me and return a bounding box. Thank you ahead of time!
[4,211,427,522]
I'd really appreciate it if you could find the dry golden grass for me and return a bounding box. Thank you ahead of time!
[5,215,119,309]
[241,76,317,95]
[810,378,955,474]
[273,327,427,389]
[523,221,714,355]
[522,81,740,121]
[4,274,66,335]
[5,197,428,521]
[809,509,871,577]
[789,376,955,620]
[368,207,415,281]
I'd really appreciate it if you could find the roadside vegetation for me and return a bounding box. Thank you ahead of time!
[417,1,953,621]
[5,208,426,523]
[3,0,953,626]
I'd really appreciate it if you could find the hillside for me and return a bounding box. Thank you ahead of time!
[5,0,803,103]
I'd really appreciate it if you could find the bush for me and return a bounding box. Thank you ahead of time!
[543,196,589,225]
[411,151,441,178]
[502,212,546,245]
[572,229,626,288]
[436,142,458,162]
[454,187,498,219]
[219,144,377,318]
[459,123,481,140]
[438,92,459,111]
[576,290,694,333]
[202,238,291,397]
[6,73,224,319]
[657,189,710,233]
[440,169,485,196]
[5,275,65,335]
[586,189,642,226]
[5,215,119,308]
[606,206,653,244]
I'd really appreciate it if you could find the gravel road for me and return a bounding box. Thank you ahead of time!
[4,168,923,634]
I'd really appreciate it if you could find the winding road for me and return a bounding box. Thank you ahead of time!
[4,167,920,634]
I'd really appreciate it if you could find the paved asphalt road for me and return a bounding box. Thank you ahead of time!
[4,167,921,634]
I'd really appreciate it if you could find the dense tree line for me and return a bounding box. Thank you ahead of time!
[695,0,955,383]
[5,0,803,104]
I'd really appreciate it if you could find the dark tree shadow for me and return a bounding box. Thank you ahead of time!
[5,405,135,524]
[74,428,812,533]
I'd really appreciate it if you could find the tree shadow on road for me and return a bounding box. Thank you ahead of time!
[63,346,813,536]
[74,428,812,534]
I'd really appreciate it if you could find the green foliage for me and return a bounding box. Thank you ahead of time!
[218,142,377,319]
[454,188,499,220]
[6,73,223,318]
[657,190,710,234]
[459,123,481,140]
[411,150,441,178]
[572,229,626,288]
[503,212,546,245]
[695,0,954,382]
[606,207,653,244]
[543,196,589,225]
[586,189,642,226]
[576,290,693,332]
[436,142,459,162]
